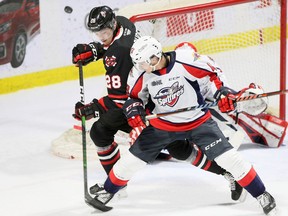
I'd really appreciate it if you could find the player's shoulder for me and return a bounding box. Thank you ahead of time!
[174,49,199,65]
[175,49,215,68]
[127,67,145,86]
[112,16,136,49]
[116,16,135,31]
[129,67,144,79]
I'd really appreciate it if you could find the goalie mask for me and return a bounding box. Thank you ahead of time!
[87,6,116,32]
[130,36,162,72]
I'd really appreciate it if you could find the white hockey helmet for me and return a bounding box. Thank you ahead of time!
[130,36,162,72]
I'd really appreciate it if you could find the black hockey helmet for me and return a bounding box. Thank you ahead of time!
[87,6,116,32]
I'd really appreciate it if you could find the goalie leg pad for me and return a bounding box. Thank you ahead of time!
[233,113,288,147]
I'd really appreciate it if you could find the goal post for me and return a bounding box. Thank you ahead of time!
[119,0,287,120]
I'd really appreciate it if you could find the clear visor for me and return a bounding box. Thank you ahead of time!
[89,27,114,43]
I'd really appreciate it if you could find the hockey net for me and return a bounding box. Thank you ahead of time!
[122,0,286,118]
[51,119,130,160]
[51,0,286,159]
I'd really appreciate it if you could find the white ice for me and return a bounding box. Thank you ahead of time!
[0,75,287,216]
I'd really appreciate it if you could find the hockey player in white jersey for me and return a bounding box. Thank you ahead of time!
[174,42,288,149]
[92,36,277,215]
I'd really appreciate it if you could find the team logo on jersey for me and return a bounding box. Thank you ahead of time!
[151,80,163,86]
[153,81,184,107]
[105,56,117,67]
[124,28,131,36]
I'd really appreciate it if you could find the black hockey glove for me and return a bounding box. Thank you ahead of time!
[72,42,100,65]
[122,98,147,128]
[73,99,105,120]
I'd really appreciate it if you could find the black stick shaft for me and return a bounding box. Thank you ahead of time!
[78,62,89,198]
[77,62,113,212]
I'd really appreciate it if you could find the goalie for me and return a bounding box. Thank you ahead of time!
[175,42,288,149]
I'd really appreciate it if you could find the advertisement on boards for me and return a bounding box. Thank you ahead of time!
[0,0,40,71]
[0,0,145,80]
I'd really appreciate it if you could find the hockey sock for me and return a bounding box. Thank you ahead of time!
[97,142,120,175]
[237,167,266,198]
[105,169,128,194]
[105,151,147,194]
[191,146,226,175]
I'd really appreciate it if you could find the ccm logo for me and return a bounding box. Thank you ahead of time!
[205,138,222,150]
[126,102,142,111]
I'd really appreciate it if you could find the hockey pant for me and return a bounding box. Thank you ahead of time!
[104,118,266,197]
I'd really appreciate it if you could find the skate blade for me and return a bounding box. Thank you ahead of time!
[238,190,247,203]
[267,207,277,216]
[116,188,128,199]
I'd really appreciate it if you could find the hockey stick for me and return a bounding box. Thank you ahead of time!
[78,61,112,212]
[146,89,288,120]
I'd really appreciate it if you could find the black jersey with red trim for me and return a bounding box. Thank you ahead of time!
[97,16,137,109]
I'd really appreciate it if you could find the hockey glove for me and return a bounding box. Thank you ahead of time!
[214,86,237,113]
[73,99,105,120]
[122,98,147,128]
[129,126,145,145]
[72,42,100,65]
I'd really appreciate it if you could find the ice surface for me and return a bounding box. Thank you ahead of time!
[0,76,287,216]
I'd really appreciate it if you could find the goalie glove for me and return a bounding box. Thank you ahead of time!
[236,83,268,116]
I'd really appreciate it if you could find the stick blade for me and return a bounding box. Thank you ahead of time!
[85,196,113,212]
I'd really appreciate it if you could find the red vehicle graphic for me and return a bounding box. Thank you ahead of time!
[0,0,40,68]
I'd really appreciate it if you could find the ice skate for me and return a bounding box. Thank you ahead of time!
[257,191,277,215]
[223,171,247,202]
[90,183,128,199]
[92,183,114,205]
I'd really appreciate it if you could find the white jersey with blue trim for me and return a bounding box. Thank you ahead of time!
[128,49,228,130]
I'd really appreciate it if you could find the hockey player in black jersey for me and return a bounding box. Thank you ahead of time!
[72,5,138,176]
[72,6,244,206]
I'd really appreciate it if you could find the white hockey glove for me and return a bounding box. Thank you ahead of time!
[236,83,268,116]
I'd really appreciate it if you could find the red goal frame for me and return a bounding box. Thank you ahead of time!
[129,0,287,120]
